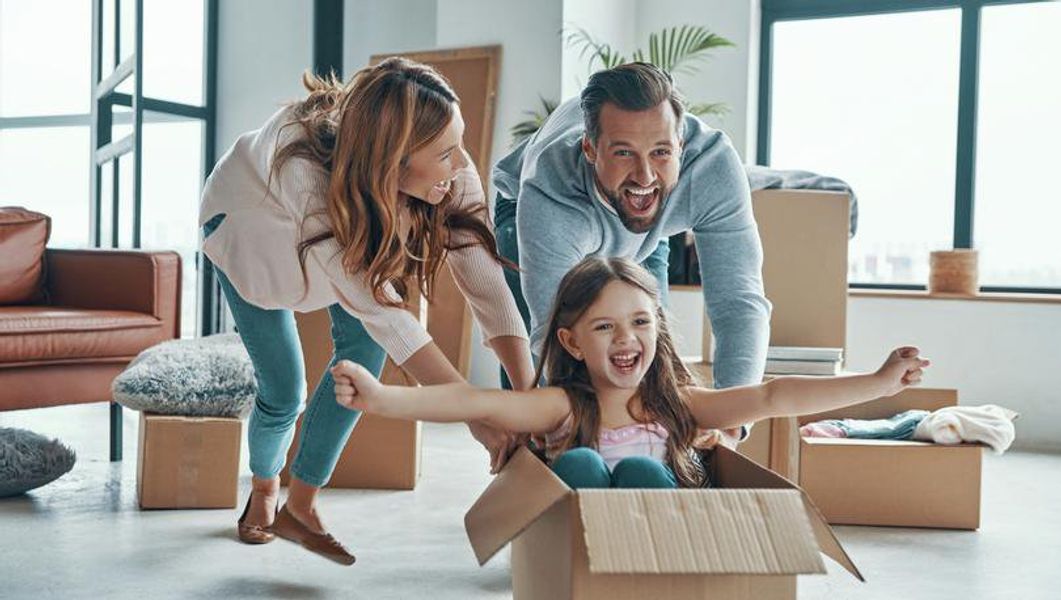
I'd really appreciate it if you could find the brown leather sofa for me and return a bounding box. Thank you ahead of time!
[0,249,181,461]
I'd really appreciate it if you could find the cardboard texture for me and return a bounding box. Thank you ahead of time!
[702,189,850,359]
[136,412,241,509]
[465,446,862,600]
[279,309,421,490]
[797,387,984,529]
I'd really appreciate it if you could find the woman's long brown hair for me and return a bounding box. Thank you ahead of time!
[536,257,707,488]
[270,57,511,306]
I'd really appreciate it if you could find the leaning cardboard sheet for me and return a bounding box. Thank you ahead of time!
[465,446,863,600]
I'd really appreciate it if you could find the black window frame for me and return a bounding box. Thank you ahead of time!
[758,0,1060,294]
[88,0,220,335]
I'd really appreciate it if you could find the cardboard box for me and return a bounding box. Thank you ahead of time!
[796,387,984,529]
[136,412,241,509]
[700,189,850,358]
[278,308,422,490]
[465,446,862,600]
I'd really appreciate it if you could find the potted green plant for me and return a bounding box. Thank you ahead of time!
[511,24,735,145]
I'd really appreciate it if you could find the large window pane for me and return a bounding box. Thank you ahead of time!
[143,0,205,106]
[0,0,91,116]
[0,126,90,248]
[117,152,135,248]
[770,10,960,285]
[100,162,115,246]
[140,114,204,338]
[975,2,1061,288]
[119,0,136,63]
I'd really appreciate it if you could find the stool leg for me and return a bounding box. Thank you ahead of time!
[110,401,123,462]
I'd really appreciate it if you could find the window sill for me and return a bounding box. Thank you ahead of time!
[847,288,1061,305]
[671,285,1061,305]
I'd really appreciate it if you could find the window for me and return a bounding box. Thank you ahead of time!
[760,0,1061,292]
[770,10,960,286]
[0,0,92,247]
[1,0,217,336]
[974,1,1061,288]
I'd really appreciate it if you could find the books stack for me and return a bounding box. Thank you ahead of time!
[765,346,843,376]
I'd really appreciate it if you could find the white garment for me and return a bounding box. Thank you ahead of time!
[912,404,1019,454]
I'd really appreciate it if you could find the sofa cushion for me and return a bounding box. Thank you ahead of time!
[0,307,163,365]
[0,207,50,305]
[0,427,76,497]
[112,333,256,418]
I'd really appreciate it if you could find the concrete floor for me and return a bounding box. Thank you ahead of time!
[1,403,1059,600]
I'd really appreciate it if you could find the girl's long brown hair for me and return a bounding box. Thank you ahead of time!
[270,58,511,306]
[536,257,706,488]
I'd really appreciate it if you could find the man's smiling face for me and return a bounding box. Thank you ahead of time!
[582,100,682,233]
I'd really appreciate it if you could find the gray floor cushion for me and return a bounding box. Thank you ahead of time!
[0,428,76,497]
[112,333,256,418]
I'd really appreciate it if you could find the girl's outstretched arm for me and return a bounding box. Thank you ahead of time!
[683,346,931,431]
[331,360,570,434]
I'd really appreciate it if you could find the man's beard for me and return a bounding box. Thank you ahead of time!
[597,178,669,234]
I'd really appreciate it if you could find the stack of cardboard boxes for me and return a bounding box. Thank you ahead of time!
[688,189,985,530]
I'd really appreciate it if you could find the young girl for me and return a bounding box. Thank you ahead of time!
[331,257,929,489]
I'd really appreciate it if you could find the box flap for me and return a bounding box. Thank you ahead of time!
[712,446,865,582]
[578,489,825,575]
[801,437,987,449]
[464,446,571,566]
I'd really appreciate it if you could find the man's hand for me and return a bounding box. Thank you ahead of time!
[693,426,743,451]
[467,420,520,474]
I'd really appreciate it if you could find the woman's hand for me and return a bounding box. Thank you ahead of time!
[875,346,931,397]
[331,360,387,412]
[467,420,521,474]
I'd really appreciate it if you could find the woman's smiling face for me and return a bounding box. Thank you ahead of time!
[398,110,470,205]
[557,280,659,391]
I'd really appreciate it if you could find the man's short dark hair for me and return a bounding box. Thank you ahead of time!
[580,62,686,143]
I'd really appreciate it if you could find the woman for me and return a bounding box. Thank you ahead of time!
[199,58,535,565]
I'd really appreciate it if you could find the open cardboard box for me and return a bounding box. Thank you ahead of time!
[796,387,985,530]
[465,446,862,600]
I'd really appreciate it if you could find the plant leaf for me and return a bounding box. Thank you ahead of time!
[509,96,559,146]
[687,102,730,117]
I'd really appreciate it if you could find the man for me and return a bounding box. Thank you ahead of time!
[493,62,772,447]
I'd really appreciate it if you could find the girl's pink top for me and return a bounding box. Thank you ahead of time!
[545,414,670,470]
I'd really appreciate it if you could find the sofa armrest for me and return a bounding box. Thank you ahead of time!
[45,248,182,339]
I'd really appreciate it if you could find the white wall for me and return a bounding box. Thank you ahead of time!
[561,0,638,100]
[216,0,313,151]
[344,0,437,73]
[631,0,758,160]
[436,0,565,196]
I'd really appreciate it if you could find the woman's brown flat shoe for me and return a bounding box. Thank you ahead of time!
[237,492,277,545]
[272,504,356,566]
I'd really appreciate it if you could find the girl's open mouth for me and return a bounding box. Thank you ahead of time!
[609,351,641,374]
